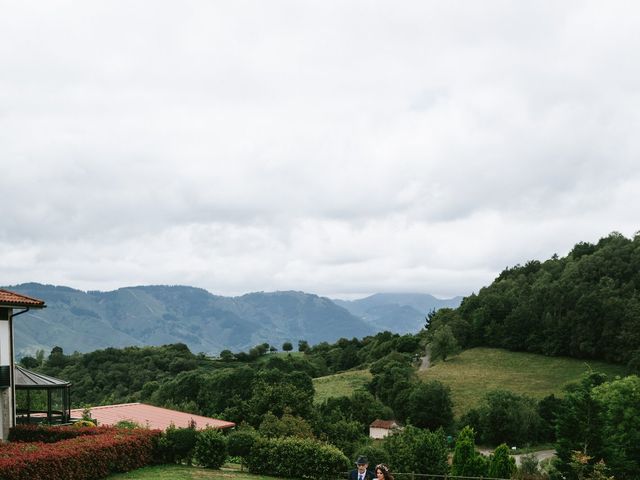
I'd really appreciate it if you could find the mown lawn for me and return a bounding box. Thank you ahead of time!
[107,465,282,480]
[313,369,372,403]
[419,347,628,416]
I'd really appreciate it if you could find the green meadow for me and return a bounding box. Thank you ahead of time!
[419,347,629,416]
[313,369,372,403]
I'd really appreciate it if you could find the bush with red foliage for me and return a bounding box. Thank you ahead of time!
[8,424,103,443]
[0,425,161,480]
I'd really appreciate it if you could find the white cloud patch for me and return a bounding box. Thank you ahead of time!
[1,1,639,298]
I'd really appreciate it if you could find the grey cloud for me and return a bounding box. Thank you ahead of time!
[1,1,640,298]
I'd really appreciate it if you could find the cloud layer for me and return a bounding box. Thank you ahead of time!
[1,1,639,298]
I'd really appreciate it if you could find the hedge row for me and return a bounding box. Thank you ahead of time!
[246,436,350,479]
[0,426,161,480]
[8,424,103,443]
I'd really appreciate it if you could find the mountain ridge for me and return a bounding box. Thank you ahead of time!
[4,283,462,357]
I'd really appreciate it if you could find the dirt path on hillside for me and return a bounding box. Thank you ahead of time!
[419,349,430,370]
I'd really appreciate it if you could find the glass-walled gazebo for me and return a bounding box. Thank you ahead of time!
[14,366,72,424]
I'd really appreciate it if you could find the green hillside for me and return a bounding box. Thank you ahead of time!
[313,369,372,403]
[419,347,629,416]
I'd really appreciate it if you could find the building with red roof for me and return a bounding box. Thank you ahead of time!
[369,419,401,439]
[70,403,236,431]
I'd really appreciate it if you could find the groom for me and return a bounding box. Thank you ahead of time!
[349,456,374,480]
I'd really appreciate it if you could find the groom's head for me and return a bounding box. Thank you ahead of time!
[355,456,369,473]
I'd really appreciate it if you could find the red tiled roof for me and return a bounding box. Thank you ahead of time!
[0,289,46,308]
[70,403,235,431]
[370,419,400,429]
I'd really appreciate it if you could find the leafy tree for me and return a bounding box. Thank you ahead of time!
[401,380,453,431]
[538,394,563,442]
[384,425,449,475]
[317,418,366,460]
[259,412,315,439]
[555,373,607,479]
[248,369,314,423]
[19,356,39,369]
[429,325,460,362]
[368,357,415,413]
[227,427,258,459]
[451,426,488,477]
[316,391,393,433]
[158,424,198,464]
[424,308,436,330]
[488,443,516,479]
[472,389,542,446]
[282,341,293,352]
[592,375,640,479]
[219,349,234,361]
[47,346,69,368]
[298,340,310,353]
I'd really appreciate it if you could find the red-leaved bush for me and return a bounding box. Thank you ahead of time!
[8,424,103,443]
[0,425,161,480]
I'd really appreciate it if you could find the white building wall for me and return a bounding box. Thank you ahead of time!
[369,427,391,439]
[0,311,11,440]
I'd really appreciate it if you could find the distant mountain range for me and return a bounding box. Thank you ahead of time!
[4,283,463,357]
[333,292,463,333]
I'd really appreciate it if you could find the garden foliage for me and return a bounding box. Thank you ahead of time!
[246,436,350,479]
[0,425,160,480]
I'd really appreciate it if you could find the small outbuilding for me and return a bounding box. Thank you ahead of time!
[369,419,401,439]
[14,366,73,425]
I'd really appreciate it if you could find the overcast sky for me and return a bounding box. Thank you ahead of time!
[1,1,639,299]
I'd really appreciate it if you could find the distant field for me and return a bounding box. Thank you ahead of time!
[419,347,629,416]
[313,369,372,403]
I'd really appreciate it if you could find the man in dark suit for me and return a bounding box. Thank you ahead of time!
[349,456,374,480]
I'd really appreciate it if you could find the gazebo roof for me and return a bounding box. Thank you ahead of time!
[14,365,71,389]
[0,289,46,308]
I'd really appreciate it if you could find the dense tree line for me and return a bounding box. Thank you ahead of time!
[427,232,640,369]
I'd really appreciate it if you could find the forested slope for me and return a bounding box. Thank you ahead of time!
[429,232,640,368]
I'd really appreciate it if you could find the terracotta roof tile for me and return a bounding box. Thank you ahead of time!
[0,289,46,308]
[70,403,235,431]
[370,419,400,429]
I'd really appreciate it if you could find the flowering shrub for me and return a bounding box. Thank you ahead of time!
[0,425,161,480]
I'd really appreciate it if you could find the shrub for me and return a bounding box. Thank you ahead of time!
[193,428,228,469]
[8,424,101,443]
[115,419,143,429]
[0,427,160,480]
[228,429,259,458]
[383,425,449,475]
[73,419,97,427]
[157,425,198,464]
[488,444,516,479]
[451,426,488,477]
[247,436,350,479]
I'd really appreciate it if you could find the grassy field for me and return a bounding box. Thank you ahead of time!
[419,347,629,416]
[313,369,372,403]
[108,465,281,480]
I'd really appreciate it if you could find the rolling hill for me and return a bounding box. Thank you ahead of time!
[6,283,376,358]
